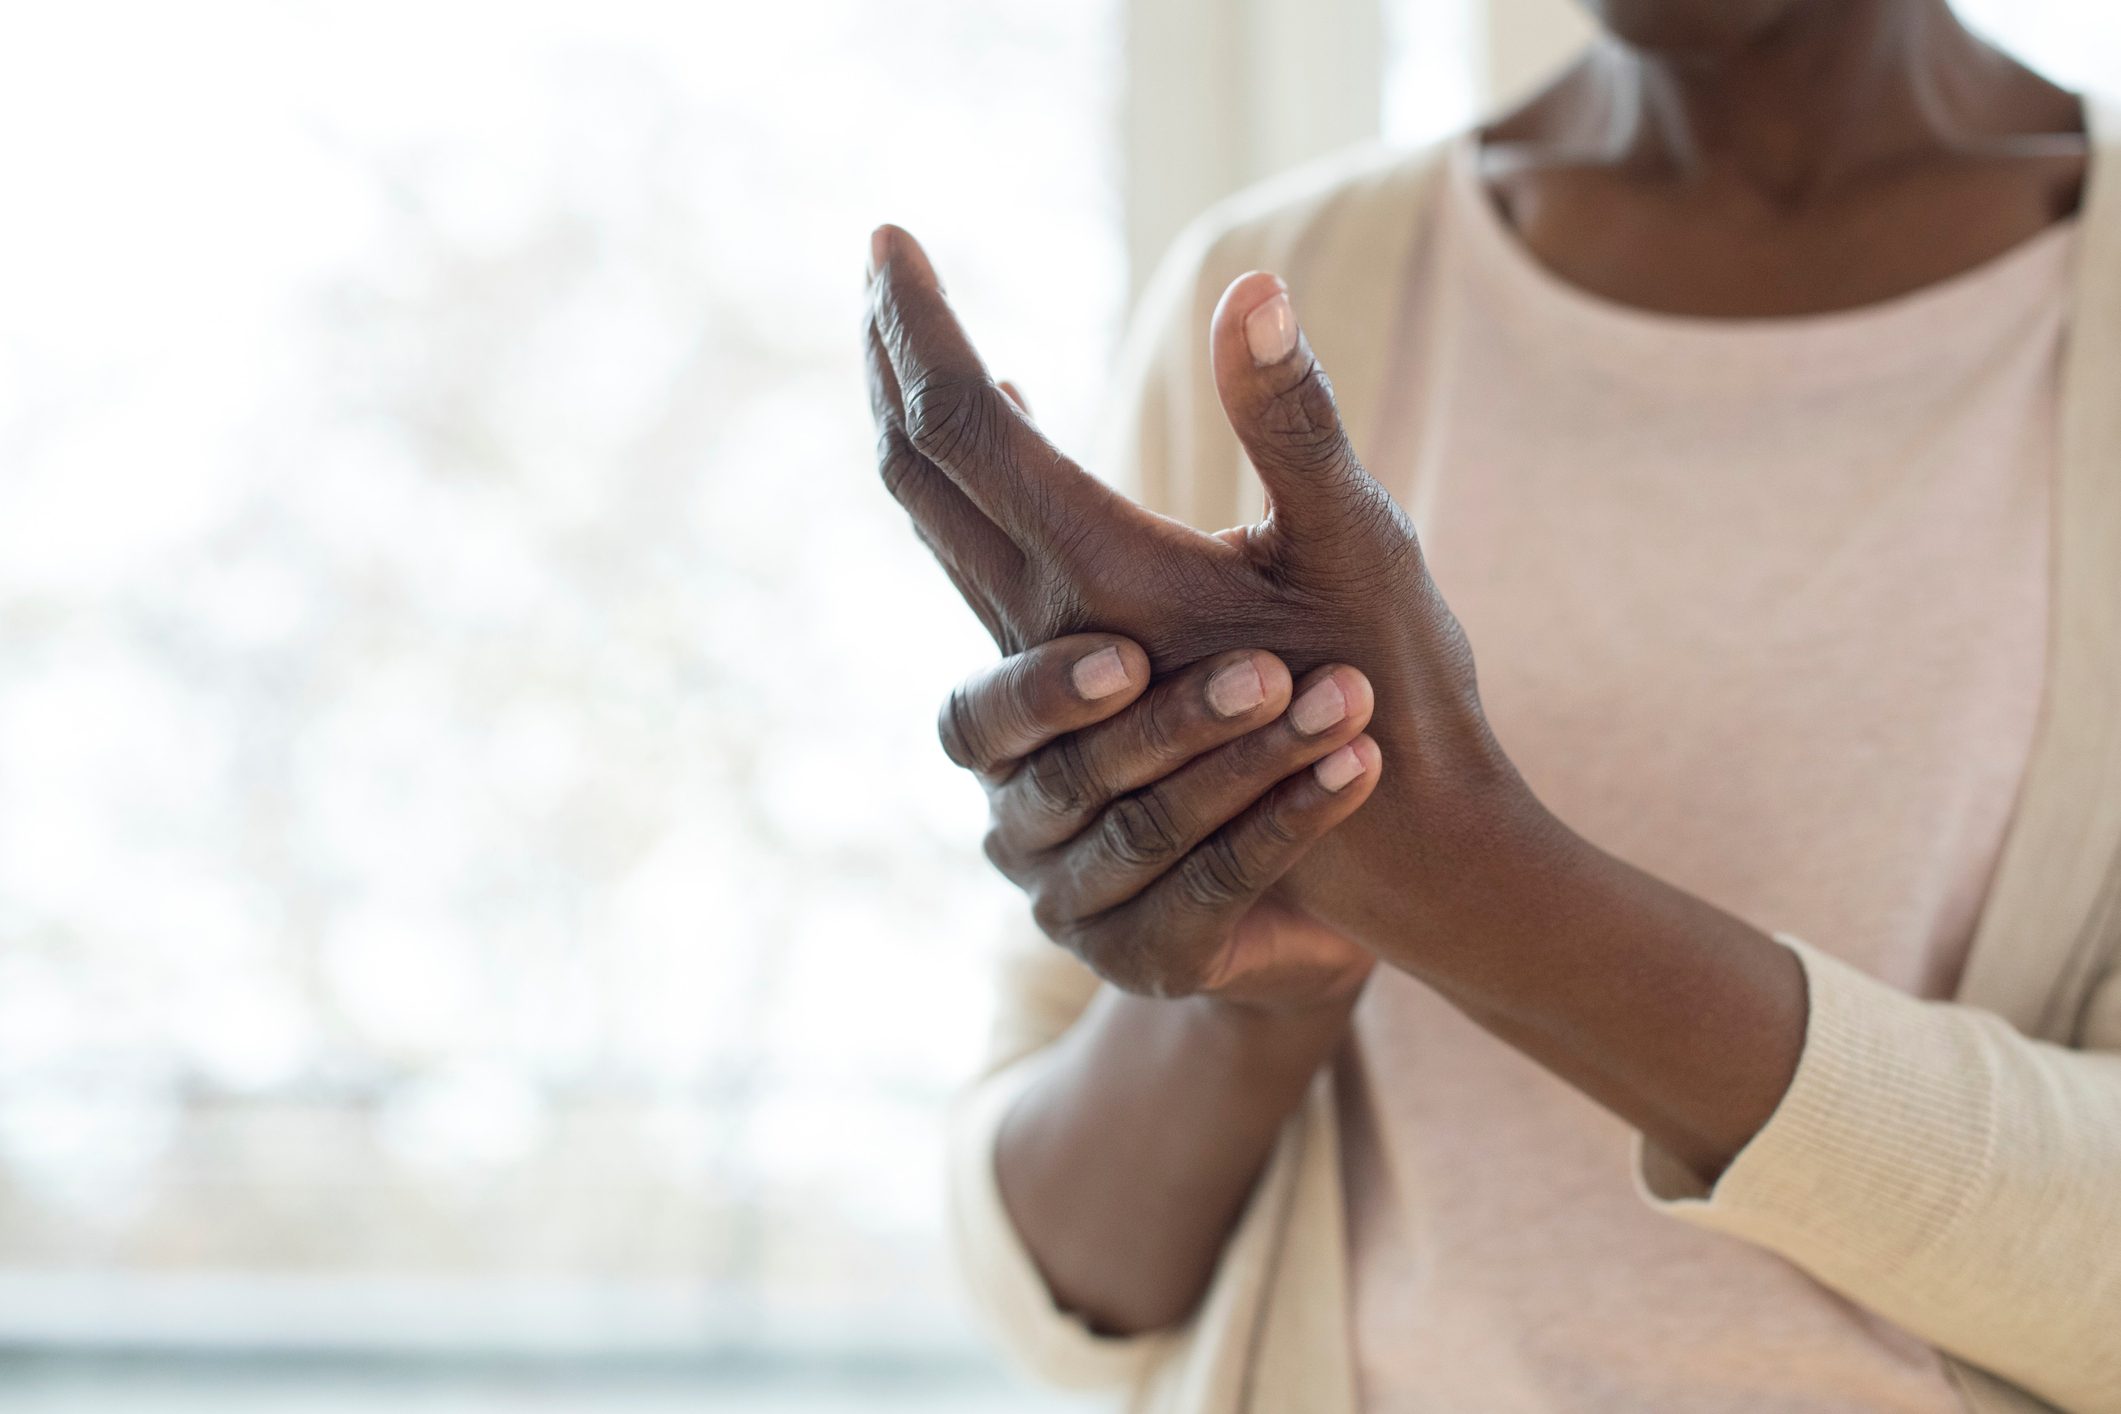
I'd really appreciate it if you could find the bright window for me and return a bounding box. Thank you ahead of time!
[1956,0,2121,95]
[0,0,1117,1400]
[3,1,2106,1408]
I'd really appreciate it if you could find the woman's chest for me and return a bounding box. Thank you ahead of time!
[1400,331,2056,992]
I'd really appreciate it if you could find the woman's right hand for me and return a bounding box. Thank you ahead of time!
[942,633,1384,1014]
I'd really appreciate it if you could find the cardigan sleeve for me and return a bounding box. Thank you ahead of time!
[1636,935,2121,1413]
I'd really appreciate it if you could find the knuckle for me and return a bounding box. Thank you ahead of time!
[1028,883,1071,940]
[980,825,1020,876]
[1098,792,1183,870]
[1218,720,1288,781]
[1054,731,1108,801]
[1132,682,1187,761]
[1261,359,1353,474]
[937,684,992,770]
[1343,484,1420,558]
[994,650,1048,722]
[1016,754,1081,822]
[1250,795,1305,851]
[1021,733,1102,825]
[1177,835,1253,913]
[875,427,925,501]
[904,373,1000,465]
[940,655,1048,773]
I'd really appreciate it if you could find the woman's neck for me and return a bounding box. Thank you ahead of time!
[1474,0,2084,317]
[1534,0,2071,206]
[1620,0,1956,197]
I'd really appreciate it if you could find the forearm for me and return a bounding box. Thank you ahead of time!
[994,982,1355,1335]
[1378,809,1807,1182]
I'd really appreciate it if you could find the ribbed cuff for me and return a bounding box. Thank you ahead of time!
[1635,933,1994,1271]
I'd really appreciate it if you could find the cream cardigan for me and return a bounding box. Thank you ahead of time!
[947,110,2121,1414]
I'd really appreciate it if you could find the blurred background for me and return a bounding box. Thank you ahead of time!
[0,1,2111,1409]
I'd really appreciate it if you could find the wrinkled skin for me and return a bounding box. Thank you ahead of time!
[865,229,1562,995]
[939,631,1382,1010]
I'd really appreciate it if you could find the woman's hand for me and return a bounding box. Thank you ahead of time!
[950,634,1384,1335]
[943,632,1381,1011]
[866,226,1557,959]
[866,226,1808,1181]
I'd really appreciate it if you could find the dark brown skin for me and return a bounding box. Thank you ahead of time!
[866,0,2087,1337]
[952,633,1384,1008]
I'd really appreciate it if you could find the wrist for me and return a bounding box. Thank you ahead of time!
[1326,743,1578,971]
[1397,809,1607,1000]
[1188,983,1363,1075]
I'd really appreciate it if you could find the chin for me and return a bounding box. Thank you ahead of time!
[1575,0,1819,54]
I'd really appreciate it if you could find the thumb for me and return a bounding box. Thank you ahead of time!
[1210,272,1383,546]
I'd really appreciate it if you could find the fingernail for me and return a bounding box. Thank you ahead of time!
[1290,678,1346,735]
[1072,646,1130,700]
[868,227,891,281]
[1245,291,1297,365]
[1315,745,1364,793]
[1206,660,1266,718]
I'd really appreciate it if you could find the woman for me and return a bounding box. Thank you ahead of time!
[863,1,2120,1409]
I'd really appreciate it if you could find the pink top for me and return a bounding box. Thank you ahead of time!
[1339,138,2071,1412]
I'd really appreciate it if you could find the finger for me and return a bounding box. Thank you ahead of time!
[939,634,1151,779]
[866,309,1024,601]
[869,224,1132,554]
[1038,664,1375,923]
[1209,272,1409,553]
[1074,732,1383,998]
[993,649,1293,855]
[998,379,1030,415]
